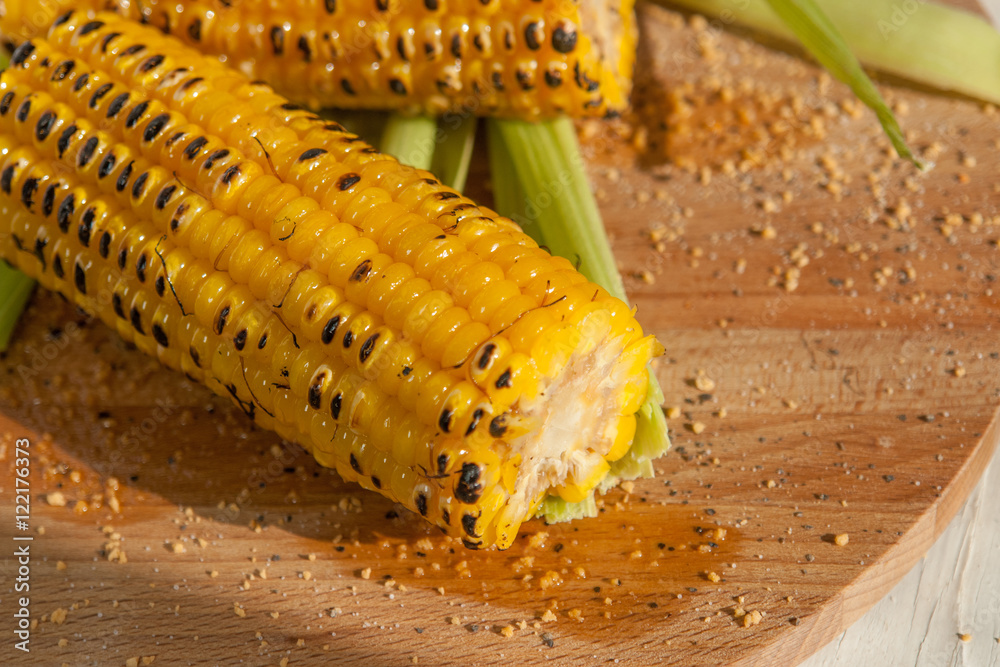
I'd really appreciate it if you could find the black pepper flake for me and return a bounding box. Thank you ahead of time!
[10,41,36,67]
[122,44,146,57]
[50,60,75,81]
[20,177,38,209]
[330,393,343,419]
[143,113,170,142]
[270,26,285,54]
[307,374,324,409]
[544,69,562,87]
[189,346,201,367]
[415,494,428,516]
[125,101,149,129]
[389,78,407,95]
[56,195,74,232]
[257,333,268,349]
[154,274,165,296]
[324,0,336,12]
[79,20,105,36]
[203,149,229,169]
[35,110,55,141]
[541,633,555,649]
[371,476,381,489]
[524,22,541,50]
[297,35,312,62]
[477,344,496,370]
[116,161,134,192]
[52,255,64,279]
[551,24,577,53]
[0,166,13,194]
[187,18,202,41]
[494,368,513,389]
[321,316,340,344]
[359,333,378,363]
[74,261,87,294]
[342,330,354,348]
[56,125,76,157]
[349,453,362,474]
[99,33,121,53]
[53,11,74,27]
[15,99,31,123]
[42,185,56,216]
[465,408,484,436]
[77,136,99,167]
[155,184,177,209]
[179,76,204,91]
[437,453,449,476]
[221,164,241,185]
[350,259,372,282]
[88,82,114,109]
[0,92,14,115]
[117,248,127,269]
[234,329,248,351]
[216,304,230,334]
[77,207,95,246]
[489,414,507,438]
[438,408,452,433]
[183,136,207,159]
[139,54,164,72]
[135,253,148,282]
[884,475,895,482]
[131,171,149,199]
[455,462,483,503]
[129,306,144,334]
[106,92,129,117]
[299,147,327,161]
[337,173,360,190]
[98,153,116,179]
[461,513,479,537]
[340,78,356,95]
[33,238,47,269]
[151,323,169,347]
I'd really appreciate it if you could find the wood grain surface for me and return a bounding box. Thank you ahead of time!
[2,2,1000,666]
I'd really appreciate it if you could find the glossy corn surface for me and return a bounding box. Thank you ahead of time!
[0,12,657,548]
[0,0,635,119]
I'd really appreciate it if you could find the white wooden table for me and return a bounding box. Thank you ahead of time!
[803,3,1000,664]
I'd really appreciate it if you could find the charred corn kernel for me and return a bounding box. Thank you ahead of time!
[1,0,635,119]
[0,12,659,549]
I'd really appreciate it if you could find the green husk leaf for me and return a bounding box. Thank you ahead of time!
[762,0,920,166]
[431,114,477,192]
[379,114,438,170]
[661,0,1000,106]
[488,118,670,523]
[0,261,34,352]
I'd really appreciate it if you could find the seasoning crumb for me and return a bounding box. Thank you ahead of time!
[665,406,681,419]
[834,533,850,546]
[50,608,68,624]
[270,612,280,619]
[688,422,706,435]
[568,608,584,622]
[126,659,139,667]
[707,571,721,583]
[742,610,763,628]
[448,616,461,625]
[233,604,246,618]
[540,609,557,623]
[500,625,515,638]
[360,568,372,580]
[959,633,972,642]
[46,491,67,507]
[58,638,68,647]
[56,561,66,571]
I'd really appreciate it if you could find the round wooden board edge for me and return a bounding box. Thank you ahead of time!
[737,410,1000,666]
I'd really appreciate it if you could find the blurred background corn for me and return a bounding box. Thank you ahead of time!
[0,0,636,119]
[0,11,658,548]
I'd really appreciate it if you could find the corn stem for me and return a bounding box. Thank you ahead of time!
[431,114,478,192]
[379,114,438,170]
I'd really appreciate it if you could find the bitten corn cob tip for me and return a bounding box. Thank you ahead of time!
[0,0,636,119]
[0,10,658,549]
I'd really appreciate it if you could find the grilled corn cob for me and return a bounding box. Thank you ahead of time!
[0,0,635,119]
[0,11,658,548]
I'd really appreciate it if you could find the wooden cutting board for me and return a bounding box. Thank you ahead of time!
[2,3,998,665]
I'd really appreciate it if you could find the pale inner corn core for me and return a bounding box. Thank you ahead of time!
[580,0,625,76]
[509,334,627,514]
